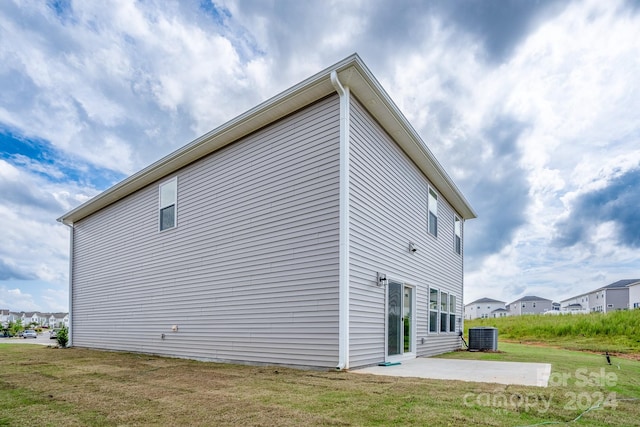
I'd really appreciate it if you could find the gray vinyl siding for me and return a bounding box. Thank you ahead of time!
[605,289,629,312]
[72,95,341,368]
[348,96,464,367]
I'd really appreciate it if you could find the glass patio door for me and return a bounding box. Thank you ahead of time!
[387,281,414,358]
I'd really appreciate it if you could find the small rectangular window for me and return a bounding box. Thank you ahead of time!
[440,291,448,332]
[159,178,177,231]
[429,288,438,333]
[454,216,461,254]
[449,294,456,333]
[428,188,438,237]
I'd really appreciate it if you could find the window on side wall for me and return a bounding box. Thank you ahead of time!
[440,291,448,333]
[454,216,461,254]
[159,178,177,231]
[429,288,438,333]
[449,294,456,333]
[428,188,438,237]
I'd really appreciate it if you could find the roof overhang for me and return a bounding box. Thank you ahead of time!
[58,53,477,225]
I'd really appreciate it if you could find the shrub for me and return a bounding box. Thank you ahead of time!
[56,326,69,348]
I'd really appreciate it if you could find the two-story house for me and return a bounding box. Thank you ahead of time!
[507,296,553,315]
[464,298,507,320]
[58,54,476,370]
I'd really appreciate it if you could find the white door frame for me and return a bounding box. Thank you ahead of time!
[385,278,416,363]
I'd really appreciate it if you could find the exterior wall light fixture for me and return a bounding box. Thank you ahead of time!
[377,272,388,287]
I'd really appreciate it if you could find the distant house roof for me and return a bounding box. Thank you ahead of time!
[58,54,476,226]
[466,297,505,305]
[509,295,552,304]
[567,303,583,309]
[491,308,508,313]
[601,279,640,289]
[560,279,640,303]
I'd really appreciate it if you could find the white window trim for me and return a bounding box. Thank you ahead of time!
[428,287,439,334]
[449,294,457,333]
[429,288,460,334]
[428,187,438,238]
[439,291,449,333]
[454,215,462,255]
[385,278,416,363]
[159,177,178,232]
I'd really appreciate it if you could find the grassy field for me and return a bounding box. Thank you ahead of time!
[0,343,639,426]
[465,310,640,354]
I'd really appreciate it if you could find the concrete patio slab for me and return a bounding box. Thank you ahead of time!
[353,357,551,387]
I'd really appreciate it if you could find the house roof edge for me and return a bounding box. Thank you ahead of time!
[58,53,476,225]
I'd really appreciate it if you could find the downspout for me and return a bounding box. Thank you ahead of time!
[60,221,74,347]
[331,71,350,370]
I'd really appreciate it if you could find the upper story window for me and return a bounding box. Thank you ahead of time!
[454,216,462,254]
[428,188,438,237]
[159,178,177,231]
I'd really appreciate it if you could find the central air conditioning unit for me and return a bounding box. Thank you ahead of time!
[468,327,498,351]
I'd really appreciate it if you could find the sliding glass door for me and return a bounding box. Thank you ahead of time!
[387,281,414,358]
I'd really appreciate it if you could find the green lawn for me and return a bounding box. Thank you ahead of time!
[465,310,640,353]
[0,343,639,426]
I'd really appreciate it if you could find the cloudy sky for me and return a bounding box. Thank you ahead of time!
[1,0,639,312]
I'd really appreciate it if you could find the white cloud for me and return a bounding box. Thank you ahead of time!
[1,0,640,311]
[426,0,640,302]
[0,287,38,311]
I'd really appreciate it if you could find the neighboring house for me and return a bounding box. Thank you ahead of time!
[24,312,51,326]
[0,309,10,327]
[22,312,40,326]
[1,311,69,328]
[37,312,50,326]
[7,312,22,324]
[561,279,640,313]
[464,298,506,320]
[507,296,553,315]
[629,282,640,310]
[0,309,9,327]
[560,292,592,312]
[565,303,587,313]
[491,308,509,318]
[58,54,476,370]
[49,313,70,328]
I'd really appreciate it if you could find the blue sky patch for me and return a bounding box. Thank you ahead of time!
[0,125,124,191]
